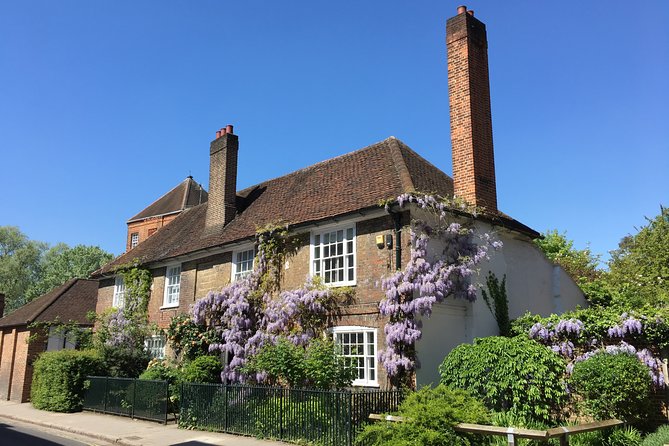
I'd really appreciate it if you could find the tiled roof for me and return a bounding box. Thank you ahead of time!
[0,279,98,328]
[96,137,537,275]
[128,176,208,222]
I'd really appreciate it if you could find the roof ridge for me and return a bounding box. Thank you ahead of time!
[237,137,400,195]
[127,177,192,223]
[387,137,416,193]
[182,177,193,210]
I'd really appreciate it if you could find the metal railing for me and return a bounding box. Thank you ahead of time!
[82,376,169,424]
[180,383,405,446]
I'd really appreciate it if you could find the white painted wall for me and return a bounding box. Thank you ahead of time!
[414,216,587,387]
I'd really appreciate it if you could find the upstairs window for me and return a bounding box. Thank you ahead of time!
[332,326,377,386]
[113,276,125,308]
[130,232,139,249]
[163,265,181,307]
[311,225,356,286]
[232,248,255,281]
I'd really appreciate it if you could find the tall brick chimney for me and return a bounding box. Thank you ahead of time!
[447,6,498,213]
[0,293,5,318]
[205,125,238,231]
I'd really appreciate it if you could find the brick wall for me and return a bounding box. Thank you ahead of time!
[206,132,239,232]
[126,214,179,252]
[446,10,497,213]
[0,327,46,402]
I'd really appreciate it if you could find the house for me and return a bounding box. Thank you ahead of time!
[0,279,98,402]
[93,7,586,388]
[125,176,207,252]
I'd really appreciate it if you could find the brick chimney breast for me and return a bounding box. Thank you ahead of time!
[446,8,498,213]
[205,127,239,232]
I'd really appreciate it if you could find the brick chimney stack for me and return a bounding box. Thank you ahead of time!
[447,6,498,213]
[205,125,238,231]
[0,293,5,318]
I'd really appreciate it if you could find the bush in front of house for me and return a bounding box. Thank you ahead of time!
[99,344,151,378]
[181,355,222,384]
[31,349,104,412]
[642,425,669,446]
[570,351,652,425]
[439,336,567,423]
[354,384,490,446]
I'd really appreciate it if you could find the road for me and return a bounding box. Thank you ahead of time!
[0,419,111,446]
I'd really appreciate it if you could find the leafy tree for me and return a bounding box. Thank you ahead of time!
[26,244,113,301]
[607,207,669,307]
[0,226,47,314]
[535,229,610,304]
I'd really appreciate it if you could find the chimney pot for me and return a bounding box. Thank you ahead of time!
[226,124,234,134]
[457,5,467,14]
[467,9,474,16]
[216,130,221,138]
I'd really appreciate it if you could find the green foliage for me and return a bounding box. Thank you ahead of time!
[535,229,603,303]
[0,226,47,314]
[607,427,642,446]
[354,385,490,446]
[115,260,152,318]
[139,359,182,413]
[481,272,511,337]
[255,223,300,294]
[181,356,222,383]
[30,349,104,412]
[570,352,652,425]
[166,313,217,361]
[607,207,669,307]
[99,345,151,378]
[243,337,355,389]
[439,336,567,423]
[642,425,669,446]
[25,244,113,301]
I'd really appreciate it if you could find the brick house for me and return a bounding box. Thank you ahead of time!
[0,279,98,402]
[125,176,207,252]
[93,8,585,388]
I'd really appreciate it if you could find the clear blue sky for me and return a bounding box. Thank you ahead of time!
[1,1,667,264]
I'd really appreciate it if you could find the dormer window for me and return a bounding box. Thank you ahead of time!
[311,225,356,286]
[163,265,181,308]
[232,247,255,281]
[113,276,125,308]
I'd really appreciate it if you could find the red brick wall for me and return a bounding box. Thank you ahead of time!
[447,10,497,213]
[126,213,179,252]
[0,327,46,402]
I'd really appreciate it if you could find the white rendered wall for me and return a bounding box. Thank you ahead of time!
[415,217,587,387]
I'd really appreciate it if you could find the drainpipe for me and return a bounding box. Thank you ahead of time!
[389,210,402,270]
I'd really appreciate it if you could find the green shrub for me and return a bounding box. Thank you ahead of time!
[642,425,669,446]
[181,356,223,384]
[100,345,150,378]
[439,336,567,423]
[243,337,355,389]
[570,352,652,424]
[31,349,104,412]
[354,385,489,446]
[138,359,182,415]
[607,427,642,446]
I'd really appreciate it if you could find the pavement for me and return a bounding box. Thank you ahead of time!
[0,400,286,446]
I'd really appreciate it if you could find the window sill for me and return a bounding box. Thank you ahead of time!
[351,381,380,388]
[160,304,179,310]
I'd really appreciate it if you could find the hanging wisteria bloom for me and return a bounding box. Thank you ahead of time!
[104,308,134,348]
[607,313,643,338]
[379,193,501,386]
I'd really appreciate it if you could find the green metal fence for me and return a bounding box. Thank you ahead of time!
[179,383,405,446]
[83,376,169,423]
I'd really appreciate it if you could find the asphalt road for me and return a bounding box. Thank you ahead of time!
[0,420,107,446]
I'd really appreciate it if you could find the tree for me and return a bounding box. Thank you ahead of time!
[0,226,46,314]
[25,244,113,300]
[607,206,669,307]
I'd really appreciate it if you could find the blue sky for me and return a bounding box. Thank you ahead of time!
[1,1,667,265]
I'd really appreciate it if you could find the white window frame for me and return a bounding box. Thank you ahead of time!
[145,335,166,359]
[310,223,356,286]
[231,245,255,282]
[332,326,378,387]
[112,276,125,308]
[130,232,139,248]
[162,264,181,308]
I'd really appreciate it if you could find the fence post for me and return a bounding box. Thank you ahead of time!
[347,391,353,446]
[104,376,109,413]
[131,379,136,419]
[224,385,228,432]
[164,380,169,424]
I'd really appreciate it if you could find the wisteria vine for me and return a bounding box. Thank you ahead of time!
[527,313,666,387]
[192,227,345,383]
[379,193,502,386]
